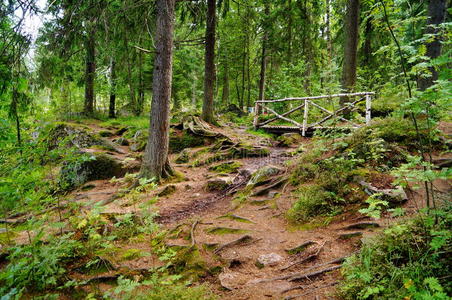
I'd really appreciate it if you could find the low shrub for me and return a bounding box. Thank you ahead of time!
[339,209,451,299]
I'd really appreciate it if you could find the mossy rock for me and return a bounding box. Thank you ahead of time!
[248,165,282,186]
[209,161,242,174]
[44,122,106,150]
[58,153,126,191]
[205,177,232,191]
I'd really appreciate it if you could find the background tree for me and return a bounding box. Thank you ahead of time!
[140,0,176,180]
[202,0,216,123]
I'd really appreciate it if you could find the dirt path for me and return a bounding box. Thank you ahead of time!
[7,120,425,299]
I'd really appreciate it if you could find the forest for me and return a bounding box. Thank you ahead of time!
[0,0,450,299]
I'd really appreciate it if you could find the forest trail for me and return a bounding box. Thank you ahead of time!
[5,120,443,299]
[61,121,394,299]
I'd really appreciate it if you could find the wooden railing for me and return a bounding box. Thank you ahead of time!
[253,92,375,136]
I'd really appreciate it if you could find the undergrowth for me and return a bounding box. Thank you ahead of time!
[339,208,451,299]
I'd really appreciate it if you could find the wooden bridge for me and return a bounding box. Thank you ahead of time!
[253,92,375,136]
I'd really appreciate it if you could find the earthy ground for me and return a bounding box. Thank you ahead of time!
[5,120,451,300]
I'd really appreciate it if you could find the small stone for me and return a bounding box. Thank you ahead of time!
[219,272,238,290]
[256,253,283,267]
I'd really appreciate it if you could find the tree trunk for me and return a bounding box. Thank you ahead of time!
[340,0,360,109]
[140,0,175,180]
[258,1,269,114]
[202,0,216,123]
[221,60,230,105]
[326,0,332,61]
[84,29,96,115]
[417,0,447,91]
[109,58,116,118]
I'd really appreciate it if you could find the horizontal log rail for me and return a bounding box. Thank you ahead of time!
[253,92,373,136]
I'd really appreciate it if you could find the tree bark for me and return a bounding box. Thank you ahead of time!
[84,28,96,115]
[140,0,175,180]
[202,0,216,123]
[340,0,360,109]
[417,0,447,91]
[109,58,116,118]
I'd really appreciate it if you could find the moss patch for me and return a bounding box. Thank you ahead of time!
[209,161,242,174]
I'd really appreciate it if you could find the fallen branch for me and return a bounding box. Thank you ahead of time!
[283,282,338,299]
[288,265,342,282]
[280,242,325,271]
[252,177,288,197]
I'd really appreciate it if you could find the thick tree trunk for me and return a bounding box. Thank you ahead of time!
[84,29,96,115]
[109,58,116,118]
[340,0,360,108]
[202,0,216,123]
[140,0,175,180]
[221,60,230,105]
[417,0,447,91]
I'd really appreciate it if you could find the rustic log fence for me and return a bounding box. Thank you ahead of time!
[253,92,375,136]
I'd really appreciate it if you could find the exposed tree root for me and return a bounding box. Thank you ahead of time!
[214,235,256,254]
[288,265,342,282]
[280,242,325,271]
[283,282,338,299]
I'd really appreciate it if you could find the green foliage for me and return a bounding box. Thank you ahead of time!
[339,209,452,299]
[104,275,216,300]
[0,234,84,298]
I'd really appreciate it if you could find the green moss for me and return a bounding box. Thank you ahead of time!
[205,227,249,235]
[287,184,342,224]
[209,161,242,174]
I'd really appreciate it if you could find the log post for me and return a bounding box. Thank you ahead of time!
[365,94,371,125]
[302,100,309,136]
[253,101,260,129]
